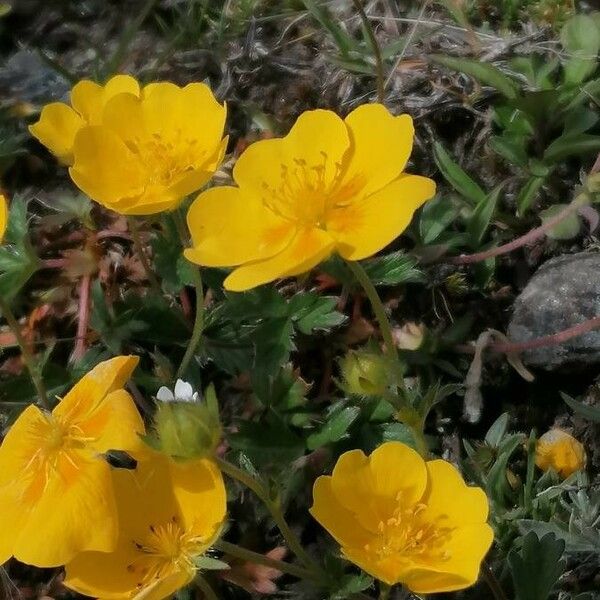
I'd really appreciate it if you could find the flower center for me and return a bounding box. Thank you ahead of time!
[365,495,454,562]
[128,517,210,592]
[126,131,204,189]
[261,155,364,227]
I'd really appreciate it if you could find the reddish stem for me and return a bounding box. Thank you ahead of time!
[446,202,580,265]
[71,274,92,362]
[456,315,600,355]
[41,258,69,269]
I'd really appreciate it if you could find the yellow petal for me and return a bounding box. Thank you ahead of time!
[185,186,293,268]
[141,82,226,167]
[70,80,103,122]
[329,174,436,261]
[168,458,226,543]
[284,109,350,186]
[134,571,194,600]
[28,102,84,164]
[101,91,146,145]
[341,104,414,197]
[342,547,413,586]
[422,459,490,526]
[536,429,586,478]
[368,441,428,509]
[329,449,382,532]
[71,75,140,125]
[403,524,494,593]
[223,227,335,292]
[14,454,117,567]
[54,355,140,424]
[81,388,145,455]
[0,194,7,242]
[310,476,372,549]
[69,127,145,209]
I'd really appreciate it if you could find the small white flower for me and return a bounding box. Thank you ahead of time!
[156,379,199,403]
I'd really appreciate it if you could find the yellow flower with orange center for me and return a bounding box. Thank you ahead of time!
[29,74,140,164]
[0,356,144,567]
[310,442,493,593]
[0,193,7,242]
[535,429,586,478]
[185,104,436,291]
[30,77,227,215]
[64,451,226,600]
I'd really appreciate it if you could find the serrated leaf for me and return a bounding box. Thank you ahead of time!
[430,54,520,99]
[253,316,294,378]
[306,404,360,450]
[540,204,582,240]
[561,391,600,422]
[289,293,346,334]
[508,532,566,600]
[432,141,486,205]
[362,251,424,286]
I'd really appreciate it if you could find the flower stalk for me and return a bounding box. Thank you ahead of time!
[214,456,327,583]
[128,217,161,295]
[214,540,318,582]
[0,297,48,409]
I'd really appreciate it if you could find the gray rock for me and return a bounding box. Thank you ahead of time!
[507,252,600,369]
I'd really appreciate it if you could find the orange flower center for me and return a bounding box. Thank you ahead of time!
[365,496,454,562]
[22,414,97,502]
[127,516,211,592]
[261,155,365,227]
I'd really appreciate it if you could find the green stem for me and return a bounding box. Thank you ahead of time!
[481,561,508,600]
[215,457,326,582]
[173,210,205,379]
[214,540,318,582]
[346,260,429,457]
[0,298,49,409]
[128,218,162,296]
[194,574,219,600]
[176,266,204,378]
[351,0,385,103]
[345,260,402,386]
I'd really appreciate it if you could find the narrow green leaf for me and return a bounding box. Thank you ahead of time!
[432,141,486,205]
[561,391,600,422]
[516,175,547,216]
[430,54,520,99]
[560,14,600,86]
[544,133,600,163]
[467,184,503,247]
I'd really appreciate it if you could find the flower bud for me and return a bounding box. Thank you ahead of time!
[338,349,390,396]
[145,382,221,460]
[535,429,586,479]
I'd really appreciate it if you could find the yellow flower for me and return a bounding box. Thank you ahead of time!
[0,193,7,242]
[310,442,493,593]
[29,74,141,164]
[64,451,227,600]
[0,356,144,567]
[69,81,228,215]
[535,429,586,478]
[185,104,436,291]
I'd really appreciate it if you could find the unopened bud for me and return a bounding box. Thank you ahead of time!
[338,350,390,396]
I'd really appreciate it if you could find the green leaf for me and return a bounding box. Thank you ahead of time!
[432,141,486,205]
[539,204,582,240]
[253,316,294,378]
[563,106,599,135]
[0,195,40,301]
[430,54,520,99]
[467,184,503,247]
[306,404,360,450]
[516,175,547,216]
[561,391,600,422]
[193,555,230,570]
[517,520,599,553]
[490,135,529,167]
[544,133,600,163]
[508,532,566,600]
[485,413,510,448]
[486,433,523,505]
[361,251,424,286]
[419,195,460,244]
[301,0,357,57]
[560,14,600,86]
[289,294,347,334]
[229,416,305,467]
